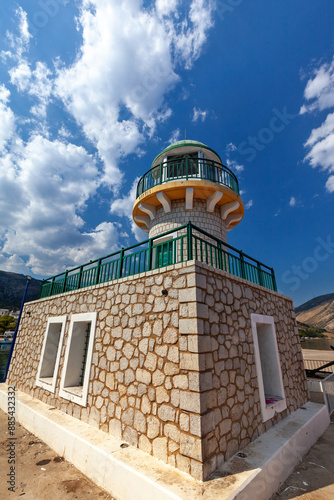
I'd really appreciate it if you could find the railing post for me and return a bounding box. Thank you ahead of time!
[62,271,68,293]
[186,157,188,180]
[271,267,277,292]
[159,162,162,185]
[217,241,223,270]
[39,281,45,299]
[187,221,193,261]
[95,259,102,285]
[148,238,153,271]
[240,251,246,279]
[257,262,263,287]
[77,265,84,289]
[50,276,55,296]
[118,248,125,279]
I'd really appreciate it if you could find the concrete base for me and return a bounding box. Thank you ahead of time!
[0,385,330,500]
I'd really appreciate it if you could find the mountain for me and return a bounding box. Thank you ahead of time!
[0,271,42,309]
[295,293,334,333]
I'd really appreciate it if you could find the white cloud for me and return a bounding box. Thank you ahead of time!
[168,128,181,144]
[301,59,334,113]
[226,158,244,173]
[326,175,334,193]
[245,200,253,210]
[3,7,31,61]
[192,107,208,122]
[226,142,237,153]
[156,0,179,17]
[0,89,15,152]
[110,178,145,242]
[9,61,31,92]
[173,0,214,69]
[0,2,216,276]
[289,196,297,207]
[0,133,122,275]
[54,0,214,186]
[302,57,334,192]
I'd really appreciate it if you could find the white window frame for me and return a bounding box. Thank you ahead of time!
[59,312,97,406]
[251,314,287,422]
[36,316,67,393]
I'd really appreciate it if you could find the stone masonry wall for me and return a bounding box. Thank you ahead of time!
[7,261,308,481]
[149,199,227,243]
[187,263,308,479]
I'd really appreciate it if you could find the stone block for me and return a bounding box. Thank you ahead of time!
[180,391,201,413]
[158,404,176,422]
[147,416,160,439]
[173,374,188,390]
[180,434,202,461]
[153,437,168,462]
[178,288,198,303]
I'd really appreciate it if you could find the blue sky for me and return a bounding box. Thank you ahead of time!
[0,0,333,307]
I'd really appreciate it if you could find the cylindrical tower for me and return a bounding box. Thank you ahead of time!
[133,140,244,241]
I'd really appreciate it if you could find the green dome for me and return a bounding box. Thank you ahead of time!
[151,140,222,167]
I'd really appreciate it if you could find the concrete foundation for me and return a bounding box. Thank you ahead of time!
[0,385,329,500]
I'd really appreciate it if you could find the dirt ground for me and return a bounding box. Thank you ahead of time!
[0,409,115,500]
[0,393,333,500]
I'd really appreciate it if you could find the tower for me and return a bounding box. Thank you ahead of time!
[4,137,317,493]
[133,140,244,241]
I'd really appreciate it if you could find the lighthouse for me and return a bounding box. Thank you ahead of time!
[133,140,244,241]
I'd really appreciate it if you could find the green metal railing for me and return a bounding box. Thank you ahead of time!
[39,222,277,299]
[136,158,239,198]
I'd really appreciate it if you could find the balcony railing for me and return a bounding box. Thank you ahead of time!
[136,158,239,198]
[39,222,277,299]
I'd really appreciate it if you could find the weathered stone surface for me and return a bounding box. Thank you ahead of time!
[180,434,202,461]
[158,405,176,422]
[163,328,178,344]
[147,416,160,439]
[153,437,168,462]
[173,375,188,390]
[180,391,201,413]
[136,368,151,385]
[152,370,165,386]
[10,260,307,483]
[156,386,169,404]
[144,352,158,371]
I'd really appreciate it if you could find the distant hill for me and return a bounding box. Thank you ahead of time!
[296,293,334,333]
[0,271,42,309]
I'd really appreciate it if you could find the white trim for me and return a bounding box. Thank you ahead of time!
[156,191,171,213]
[138,202,156,220]
[36,315,67,393]
[59,312,97,406]
[251,314,287,422]
[206,191,223,212]
[220,201,240,220]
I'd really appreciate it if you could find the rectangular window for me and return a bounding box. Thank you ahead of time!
[59,312,97,406]
[36,316,67,393]
[251,314,287,422]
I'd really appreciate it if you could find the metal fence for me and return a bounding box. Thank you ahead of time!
[39,222,277,299]
[322,373,334,416]
[136,157,239,198]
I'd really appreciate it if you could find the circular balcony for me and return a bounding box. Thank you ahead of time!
[136,157,239,199]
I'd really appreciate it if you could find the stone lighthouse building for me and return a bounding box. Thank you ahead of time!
[133,139,244,240]
[4,139,311,484]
